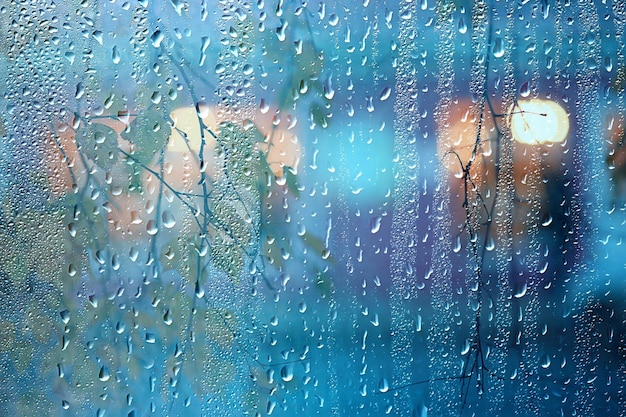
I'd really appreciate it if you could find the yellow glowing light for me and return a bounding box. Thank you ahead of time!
[509,99,569,145]
[168,105,219,153]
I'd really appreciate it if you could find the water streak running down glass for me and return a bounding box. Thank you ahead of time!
[0,0,625,416]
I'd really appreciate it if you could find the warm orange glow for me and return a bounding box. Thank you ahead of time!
[438,100,495,178]
[46,117,131,196]
[164,105,301,180]
[254,108,301,177]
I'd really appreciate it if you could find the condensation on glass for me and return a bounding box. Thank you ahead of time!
[0,0,624,416]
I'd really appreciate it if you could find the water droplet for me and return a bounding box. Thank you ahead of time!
[267,399,276,415]
[112,254,120,270]
[378,378,389,393]
[60,310,70,324]
[458,16,467,34]
[323,75,335,100]
[150,30,164,48]
[195,280,205,298]
[379,86,392,101]
[604,56,613,72]
[492,37,504,58]
[461,339,471,355]
[150,91,161,104]
[276,20,288,42]
[520,81,530,98]
[370,216,382,234]
[99,366,110,382]
[163,309,172,325]
[65,51,75,64]
[146,219,158,235]
[584,31,596,45]
[280,364,294,382]
[161,211,176,228]
[170,0,185,15]
[242,63,254,76]
[112,46,120,64]
[453,236,462,253]
[75,83,85,99]
[586,57,598,70]
[61,335,70,350]
[299,79,308,94]
[541,213,553,227]
[514,282,527,298]
[116,321,125,334]
[92,31,104,45]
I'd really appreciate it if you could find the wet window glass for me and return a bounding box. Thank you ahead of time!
[1,0,625,415]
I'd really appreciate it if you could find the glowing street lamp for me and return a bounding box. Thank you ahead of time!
[509,99,569,145]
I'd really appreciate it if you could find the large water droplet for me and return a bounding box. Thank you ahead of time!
[378,378,389,393]
[112,46,120,64]
[520,81,530,98]
[150,30,164,48]
[60,310,70,324]
[458,16,467,34]
[161,211,176,228]
[485,237,495,251]
[146,219,158,235]
[99,366,110,382]
[195,280,205,298]
[323,75,335,100]
[280,364,294,382]
[370,216,382,234]
[492,37,504,58]
[116,321,125,334]
[514,282,528,298]
[453,236,462,253]
[380,86,392,101]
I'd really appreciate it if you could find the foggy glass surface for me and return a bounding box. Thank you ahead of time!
[0,1,624,416]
